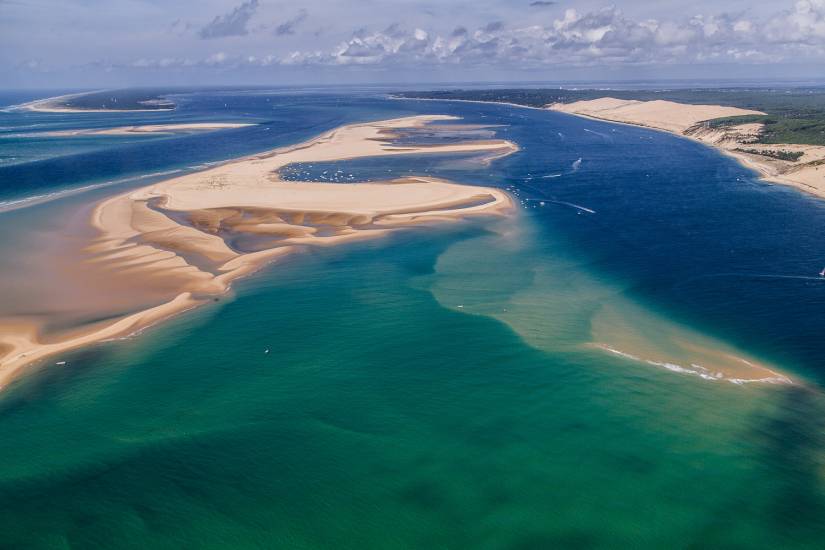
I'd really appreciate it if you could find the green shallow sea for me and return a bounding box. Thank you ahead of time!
[0,213,822,549]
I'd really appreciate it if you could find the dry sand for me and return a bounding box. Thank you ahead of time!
[0,115,517,387]
[14,92,175,113]
[37,123,254,137]
[548,98,825,199]
[548,98,762,134]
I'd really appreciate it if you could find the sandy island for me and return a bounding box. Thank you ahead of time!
[548,98,825,199]
[0,115,517,387]
[32,123,254,137]
[14,91,175,113]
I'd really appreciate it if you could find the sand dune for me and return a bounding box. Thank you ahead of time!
[548,97,825,199]
[0,115,517,387]
[548,98,763,134]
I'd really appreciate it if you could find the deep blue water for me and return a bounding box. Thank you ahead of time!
[2,90,824,380]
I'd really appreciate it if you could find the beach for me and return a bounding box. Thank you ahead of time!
[548,98,825,199]
[15,91,175,113]
[0,115,516,387]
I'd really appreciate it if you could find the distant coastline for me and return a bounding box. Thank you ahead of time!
[396,92,825,201]
[547,98,825,201]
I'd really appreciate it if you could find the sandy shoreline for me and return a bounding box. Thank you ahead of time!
[547,98,825,200]
[402,95,825,200]
[13,91,175,113]
[0,115,517,388]
[29,123,255,137]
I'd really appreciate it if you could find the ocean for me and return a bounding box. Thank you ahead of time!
[0,89,823,548]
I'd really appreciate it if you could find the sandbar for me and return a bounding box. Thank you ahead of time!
[0,115,517,387]
[14,91,175,113]
[31,123,254,137]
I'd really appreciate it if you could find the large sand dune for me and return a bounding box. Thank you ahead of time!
[548,98,825,199]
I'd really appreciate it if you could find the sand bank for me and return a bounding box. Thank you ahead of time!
[14,91,175,113]
[589,302,791,385]
[0,115,517,387]
[33,123,254,137]
[547,98,825,199]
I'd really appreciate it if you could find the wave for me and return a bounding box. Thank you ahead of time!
[0,168,184,213]
[594,344,791,385]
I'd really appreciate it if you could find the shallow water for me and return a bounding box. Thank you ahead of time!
[0,89,824,548]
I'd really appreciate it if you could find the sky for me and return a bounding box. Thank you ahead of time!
[2,0,825,88]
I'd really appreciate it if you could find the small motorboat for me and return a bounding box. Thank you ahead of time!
[820,268,825,277]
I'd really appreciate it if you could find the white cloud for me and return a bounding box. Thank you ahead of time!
[81,2,825,77]
[263,4,825,69]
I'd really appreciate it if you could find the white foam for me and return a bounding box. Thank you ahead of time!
[597,344,640,361]
[593,342,792,385]
[0,168,184,213]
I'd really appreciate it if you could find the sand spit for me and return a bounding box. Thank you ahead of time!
[547,98,825,199]
[0,115,517,387]
[33,123,254,137]
[13,91,175,113]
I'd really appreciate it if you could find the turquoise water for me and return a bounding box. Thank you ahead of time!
[0,90,824,548]
[0,224,817,548]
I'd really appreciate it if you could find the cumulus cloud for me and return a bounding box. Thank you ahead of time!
[764,0,825,44]
[274,4,825,69]
[199,0,259,39]
[275,9,308,36]
[117,2,825,74]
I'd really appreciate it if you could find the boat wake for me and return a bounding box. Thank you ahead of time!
[674,272,825,289]
[583,128,611,140]
[526,198,595,214]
